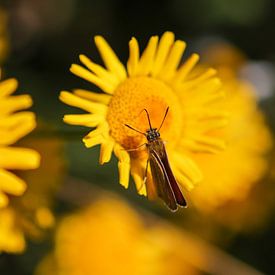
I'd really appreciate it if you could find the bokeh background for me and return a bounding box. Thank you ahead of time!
[1,0,275,274]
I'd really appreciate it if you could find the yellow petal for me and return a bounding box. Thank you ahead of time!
[158,40,186,80]
[172,153,203,184]
[0,95,33,115]
[131,160,147,195]
[127,37,139,77]
[0,115,36,145]
[94,35,127,81]
[0,112,34,128]
[172,167,196,191]
[136,36,158,76]
[173,53,199,84]
[73,89,111,105]
[0,169,27,196]
[79,54,119,87]
[0,78,18,97]
[182,68,217,89]
[113,144,130,188]
[63,113,104,127]
[70,64,115,94]
[82,124,108,148]
[59,91,107,114]
[0,147,40,170]
[99,139,115,164]
[0,192,8,208]
[151,31,175,77]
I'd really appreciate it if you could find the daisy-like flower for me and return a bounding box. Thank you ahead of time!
[0,76,40,208]
[190,45,273,211]
[35,196,199,275]
[60,32,226,204]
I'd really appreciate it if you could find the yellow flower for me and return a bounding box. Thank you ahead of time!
[0,75,40,252]
[0,76,40,208]
[35,196,199,275]
[60,32,226,203]
[190,45,273,211]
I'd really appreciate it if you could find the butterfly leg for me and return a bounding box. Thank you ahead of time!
[123,143,147,152]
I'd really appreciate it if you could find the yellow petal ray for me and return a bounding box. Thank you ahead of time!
[193,135,226,150]
[151,31,175,77]
[79,54,119,87]
[70,64,114,94]
[94,35,127,81]
[127,37,140,77]
[0,95,33,115]
[0,78,18,97]
[59,91,107,115]
[0,169,26,196]
[82,134,104,148]
[73,89,111,105]
[172,153,203,184]
[0,147,40,170]
[0,112,34,128]
[182,68,217,89]
[0,116,36,145]
[173,53,199,84]
[99,139,115,164]
[63,113,104,127]
[197,118,229,133]
[181,139,221,154]
[113,144,130,188]
[172,166,196,191]
[136,36,158,76]
[131,160,147,195]
[0,192,8,208]
[82,123,108,148]
[158,40,186,80]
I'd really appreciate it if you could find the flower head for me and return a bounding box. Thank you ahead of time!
[0,75,40,252]
[190,44,273,211]
[35,196,199,275]
[0,76,40,208]
[60,32,226,205]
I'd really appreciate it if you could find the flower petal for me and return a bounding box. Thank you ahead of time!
[151,31,175,77]
[114,144,130,188]
[136,36,158,76]
[127,37,139,77]
[59,91,107,114]
[73,89,111,105]
[0,147,40,170]
[63,113,104,127]
[0,78,18,97]
[94,36,127,81]
[0,169,27,196]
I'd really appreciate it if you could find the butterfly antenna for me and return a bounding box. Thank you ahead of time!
[124,124,146,136]
[158,107,169,131]
[143,109,153,130]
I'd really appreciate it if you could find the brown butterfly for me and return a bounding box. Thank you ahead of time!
[125,107,187,211]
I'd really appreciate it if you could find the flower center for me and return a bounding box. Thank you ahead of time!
[107,76,183,157]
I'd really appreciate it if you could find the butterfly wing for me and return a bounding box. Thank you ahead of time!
[149,150,178,211]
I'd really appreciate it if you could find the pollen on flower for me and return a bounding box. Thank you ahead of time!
[107,76,183,156]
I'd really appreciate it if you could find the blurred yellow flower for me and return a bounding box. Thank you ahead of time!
[0,76,40,208]
[0,133,66,253]
[60,32,226,205]
[35,196,199,275]
[0,75,40,252]
[190,45,272,211]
